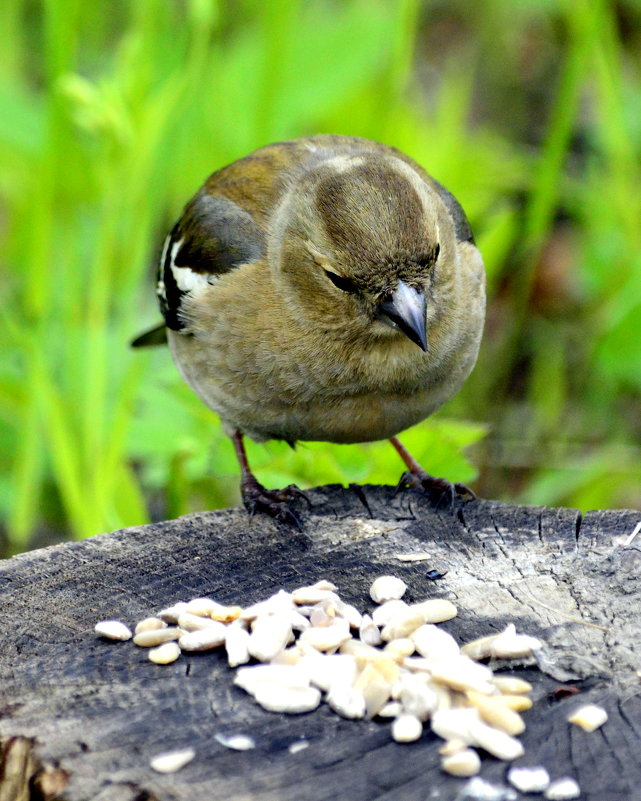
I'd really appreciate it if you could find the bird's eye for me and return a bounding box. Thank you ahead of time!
[324,270,358,293]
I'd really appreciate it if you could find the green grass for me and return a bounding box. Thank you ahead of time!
[1,0,640,553]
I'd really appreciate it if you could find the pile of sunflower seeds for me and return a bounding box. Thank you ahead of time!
[95,576,604,789]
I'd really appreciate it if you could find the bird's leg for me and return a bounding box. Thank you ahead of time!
[389,435,476,508]
[231,430,309,527]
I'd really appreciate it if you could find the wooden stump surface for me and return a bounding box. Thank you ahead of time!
[1,485,641,801]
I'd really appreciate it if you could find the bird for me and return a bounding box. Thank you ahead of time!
[133,135,486,524]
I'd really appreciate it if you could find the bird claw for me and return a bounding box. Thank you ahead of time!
[241,480,308,529]
[396,470,476,511]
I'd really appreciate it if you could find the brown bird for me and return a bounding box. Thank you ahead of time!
[134,135,486,524]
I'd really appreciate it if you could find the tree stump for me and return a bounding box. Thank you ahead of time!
[1,485,640,801]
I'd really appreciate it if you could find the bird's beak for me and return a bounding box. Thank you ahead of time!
[378,280,428,352]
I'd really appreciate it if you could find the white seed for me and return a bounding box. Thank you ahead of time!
[412,624,460,660]
[253,684,321,714]
[372,599,409,627]
[461,632,500,661]
[288,740,309,754]
[498,694,533,712]
[304,653,358,692]
[157,602,188,624]
[462,777,518,801]
[544,778,581,800]
[177,612,221,632]
[383,638,415,661]
[394,552,431,562]
[339,641,401,684]
[430,656,496,695]
[493,676,533,695]
[150,747,195,773]
[468,718,524,761]
[491,624,543,659]
[381,609,424,641]
[225,623,251,667]
[333,598,363,628]
[391,713,423,743]
[134,617,167,635]
[441,748,481,777]
[309,601,335,627]
[248,614,293,662]
[95,620,132,641]
[179,622,227,652]
[359,614,382,646]
[186,597,220,616]
[242,590,295,620]
[508,766,550,793]
[354,663,392,718]
[292,586,337,605]
[378,701,403,718]
[234,664,311,694]
[326,683,366,719]
[431,707,481,745]
[214,733,255,751]
[370,576,407,603]
[271,646,303,666]
[133,627,181,647]
[397,674,439,721]
[210,604,243,623]
[411,599,457,624]
[466,691,525,735]
[148,641,181,665]
[299,617,351,651]
[567,703,608,732]
[439,738,468,755]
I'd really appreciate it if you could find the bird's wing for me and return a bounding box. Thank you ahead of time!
[157,192,266,332]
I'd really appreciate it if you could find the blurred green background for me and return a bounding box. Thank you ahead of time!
[2,0,640,555]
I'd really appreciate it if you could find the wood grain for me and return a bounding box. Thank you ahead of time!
[1,486,640,801]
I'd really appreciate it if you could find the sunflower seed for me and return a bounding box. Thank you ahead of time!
[94,620,132,641]
[567,703,608,732]
[225,623,251,667]
[134,617,167,635]
[177,612,221,632]
[370,576,407,603]
[441,748,481,777]
[391,713,423,742]
[133,627,181,647]
[359,614,382,646]
[150,747,195,773]
[492,676,533,695]
[248,614,293,661]
[288,739,309,754]
[411,599,457,624]
[544,778,581,800]
[148,641,181,665]
[157,602,188,624]
[508,766,550,793]
[412,624,460,660]
[491,624,542,659]
[214,733,255,750]
[381,609,424,641]
[299,617,351,651]
[326,682,366,719]
[371,599,409,627]
[253,684,321,714]
[466,690,525,735]
[179,622,227,652]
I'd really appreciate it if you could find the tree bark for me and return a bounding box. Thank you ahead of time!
[1,486,640,801]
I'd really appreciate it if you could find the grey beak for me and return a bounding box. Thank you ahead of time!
[379,280,428,352]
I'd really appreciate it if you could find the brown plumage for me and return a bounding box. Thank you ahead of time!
[140,135,486,523]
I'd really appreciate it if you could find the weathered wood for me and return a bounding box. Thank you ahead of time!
[1,486,640,801]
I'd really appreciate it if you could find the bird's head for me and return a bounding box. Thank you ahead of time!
[270,152,451,352]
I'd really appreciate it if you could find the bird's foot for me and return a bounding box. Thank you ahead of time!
[241,477,310,528]
[396,470,476,511]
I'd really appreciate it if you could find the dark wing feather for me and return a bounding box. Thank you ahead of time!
[431,179,475,244]
[158,192,265,331]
